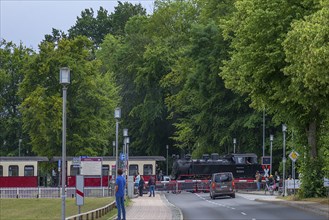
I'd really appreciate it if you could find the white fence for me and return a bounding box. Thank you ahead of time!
[0,187,112,199]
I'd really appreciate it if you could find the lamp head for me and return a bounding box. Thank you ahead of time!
[59,67,70,85]
[114,107,121,119]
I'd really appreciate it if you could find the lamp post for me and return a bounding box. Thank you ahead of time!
[166,145,169,176]
[233,138,236,154]
[18,139,22,157]
[60,67,70,220]
[112,141,115,157]
[262,109,266,157]
[282,124,287,197]
[126,136,130,176]
[270,134,274,175]
[123,128,128,175]
[114,107,121,180]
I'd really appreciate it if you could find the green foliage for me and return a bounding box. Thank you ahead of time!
[68,2,146,47]
[0,40,34,156]
[18,36,118,157]
[299,155,326,198]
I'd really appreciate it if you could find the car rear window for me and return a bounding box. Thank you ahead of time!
[214,173,232,183]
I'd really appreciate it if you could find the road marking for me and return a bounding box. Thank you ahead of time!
[241,212,247,215]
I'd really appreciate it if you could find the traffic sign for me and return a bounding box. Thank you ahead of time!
[289,151,299,162]
[120,153,125,161]
[261,156,271,165]
[76,175,84,206]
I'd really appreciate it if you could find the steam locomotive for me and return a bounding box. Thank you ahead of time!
[171,153,262,180]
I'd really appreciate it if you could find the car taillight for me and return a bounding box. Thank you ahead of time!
[212,182,216,189]
[232,181,235,188]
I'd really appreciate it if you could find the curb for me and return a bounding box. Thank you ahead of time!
[161,192,184,220]
[255,199,329,218]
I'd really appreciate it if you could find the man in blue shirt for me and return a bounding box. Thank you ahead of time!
[115,168,126,220]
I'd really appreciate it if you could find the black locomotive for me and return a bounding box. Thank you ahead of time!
[171,153,262,180]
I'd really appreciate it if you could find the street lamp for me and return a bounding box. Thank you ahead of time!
[270,134,274,175]
[282,124,287,197]
[233,138,237,154]
[59,67,70,220]
[114,107,121,180]
[18,139,22,157]
[166,145,169,176]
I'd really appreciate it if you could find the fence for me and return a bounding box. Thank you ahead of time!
[66,201,116,220]
[153,179,259,193]
[0,187,112,199]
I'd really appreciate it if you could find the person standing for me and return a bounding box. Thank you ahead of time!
[115,168,126,220]
[148,176,155,197]
[135,172,140,187]
[52,168,57,187]
[274,171,280,191]
[138,176,145,196]
[255,171,262,191]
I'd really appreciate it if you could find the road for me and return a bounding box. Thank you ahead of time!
[165,192,327,220]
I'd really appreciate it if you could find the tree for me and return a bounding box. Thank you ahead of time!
[283,1,329,197]
[68,2,146,47]
[18,37,119,157]
[220,0,324,196]
[0,40,34,156]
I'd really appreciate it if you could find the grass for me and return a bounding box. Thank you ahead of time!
[281,195,329,205]
[0,197,115,220]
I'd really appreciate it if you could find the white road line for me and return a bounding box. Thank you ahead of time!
[241,212,247,215]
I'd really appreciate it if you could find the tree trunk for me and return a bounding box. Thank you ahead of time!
[306,121,317,159]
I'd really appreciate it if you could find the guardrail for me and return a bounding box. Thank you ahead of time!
[66,201,116,220]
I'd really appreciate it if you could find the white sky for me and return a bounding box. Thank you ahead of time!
[0,0,154,50]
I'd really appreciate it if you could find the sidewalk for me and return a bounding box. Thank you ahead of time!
[238,190,329,218]
[124,193,183,220]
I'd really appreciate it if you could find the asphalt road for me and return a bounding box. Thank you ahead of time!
[165,192,327,220]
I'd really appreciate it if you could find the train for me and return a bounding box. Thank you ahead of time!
[171,153,263,180]
[0,156,165,188]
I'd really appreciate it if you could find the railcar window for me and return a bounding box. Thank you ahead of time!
[102,165,109,176]
[9,165,19,176]
[24,166,34,176]
[70,165,80,176]
[129,164,138,176]
[143,164,153,175]
[0,165,3,176]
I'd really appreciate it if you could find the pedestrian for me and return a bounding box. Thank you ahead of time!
[52,168,57,187]
[115,168,126,220]
[135,172,140,188]
[255,171,262,191]
[148,176,155,197]
[274,171,280,191]
[138,176,145,196]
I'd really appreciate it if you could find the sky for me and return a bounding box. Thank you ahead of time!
[0,0,155,50]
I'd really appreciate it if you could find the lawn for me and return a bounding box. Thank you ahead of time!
[0,197,115,220]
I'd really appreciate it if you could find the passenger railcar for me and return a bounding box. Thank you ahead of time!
[0,156,165,188]
[55,156,165,187]
[0,157,49,187]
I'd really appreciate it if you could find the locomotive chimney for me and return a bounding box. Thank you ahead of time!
[202,154,209,161]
